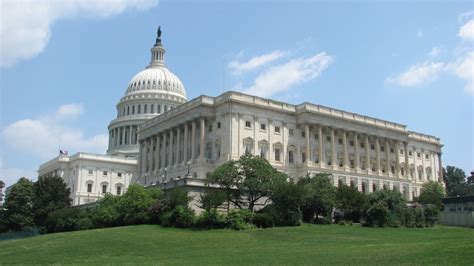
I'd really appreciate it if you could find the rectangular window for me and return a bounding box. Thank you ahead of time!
[117,172,122,177]
[326,136,331,141]
[288,151,294,164]
[88,169,93,175]
[208,125,213,132]
[409,151,413,156]
[417,152,421,158]
[217,122,221,129]
[116,186,122,195]
[314,133,319,139]
[127,106,130,115]
[260,124,266,131]
[158,105,161,113]
[274,148,281,161]
[289,129,294,136]
[425,154,429,159]
[245,121,252,128]
[144,104,148,113]
[390,148,394,153]
[87,183,92,193]
[371,144,375,150]
[349,140,354,146]
[274,126,281,133]
[151,104,154,113]
[301,131,305,138]
[132,105,135,114]
[338,138,343,145]
[102,184,107,194]
[381,146,385,152]
[302,152,306,163]
[138,105,141,114]
[400,149,404,155]
[360,142,365,148]
[103,171,108,176]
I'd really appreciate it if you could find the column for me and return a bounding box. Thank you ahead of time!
[404,142,409,179]
[305,124,310,166]
[199,118,205,161]
[385,139,391,176]
[148,138,154,174]
[169,129,174,167]
[413,149,419,182]
[318,125,325,168]
[191,120,196,160]
[354,133,360,172]
[365,135,371,174]
[183,123,188,164]
[395,142,401,178]
[129,125,133,145]
[437,152,443,182]
[162,131,167,168]
[331,128,337,169]
[342,130,349,171]
[376,137,381,175]
[421,149,426,181]
[407,184,413,201]
[155,134,160,172]
[108,130,112,149]
[138,141,144,177]
[143,139,148,175]
[121,126,126,146]
[176,127,181,166]
[367,179,373,194]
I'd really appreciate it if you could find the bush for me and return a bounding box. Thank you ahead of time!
[414,208,425,228]
[423,204,439,227]
[313,216,331,224]
[44,208,88,233]
[91,194,121,228]
[117,185,161,225]
[364,201,389,227]
[195,209,226,229]
[253,212,275,228]
[226,209,255,230]
[161,206,195,228]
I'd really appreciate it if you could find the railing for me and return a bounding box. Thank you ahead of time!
[0,228,39,241]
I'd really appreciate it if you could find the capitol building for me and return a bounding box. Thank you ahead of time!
[38,28,444,208]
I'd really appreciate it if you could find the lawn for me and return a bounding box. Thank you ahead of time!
[0,224,472,265]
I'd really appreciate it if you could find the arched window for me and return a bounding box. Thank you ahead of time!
[101,182,109,194]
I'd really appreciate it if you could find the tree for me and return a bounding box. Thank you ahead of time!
[467,171,474,185]
[417,181,445,209]
[206,160,242,212]
[117,184,162,225]
[269,178,305,226]
[33,175,72,229]
[0,180,5,189]
[443,166,466,195]
[198,188,226,212]
[2,177,35,231]
[297,173,335,222]
[364,189,406,227]
[335,184,366,222]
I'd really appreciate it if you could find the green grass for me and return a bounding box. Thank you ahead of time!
[0,224,473,265]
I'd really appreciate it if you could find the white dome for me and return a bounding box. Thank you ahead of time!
[125,67,186,99]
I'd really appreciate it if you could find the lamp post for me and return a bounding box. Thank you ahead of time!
[187,161,191,177]
[144,173,148,186]
[164,167,167,182]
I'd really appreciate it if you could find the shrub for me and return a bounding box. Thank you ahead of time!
[161,206,195,228]
[91,194,121,228]
[44,208,86,233]
[335,185,366,223]
[253,212,275,228]
[423,204,439,227]
[117,185,161,225]
[414,208,425,228]
[226,209,255,230]
[364,201,389,227]
[313,216,331,224]
[195,209,226,229]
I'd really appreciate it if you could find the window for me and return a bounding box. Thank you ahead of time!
[87,183,92,193]
[425,154,429,159]
[390,148,394,153]
[314,133,319,139]
[102,184,107,194]
[400,149,404,155]
[164,105,168,112]
[116,186,122,195]
[409,151,413,156]
[132,105,135,114]
[245,121,252,128]
[274,148,281,161]
[244,142,253,156]
[302,152,306,163]
[288,151,294,164]
[88,169,93,175]
[338,138,343,145]
[275,126,281,133]
[371,144,375,150]
[158,105,161,113]
[208,125,213,132]
[127,106,130,115]
[144,104,148,113]
[360,142,365,148]
[326,136,331,141]
[260,123,266,131]
[260,146,266,159]
[117,172,122,177]
[138,105,141,114]
[289,129,294,136]
[381,146,385,152]
[151,104,154,113]
[349,140,354,146]
[301,131,305,138]
[217,122,221,129]
[103,171,108,176]
[417,152,421,158]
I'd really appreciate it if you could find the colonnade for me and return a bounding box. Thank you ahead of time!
[138,118,206,178]
[109,125,139,148]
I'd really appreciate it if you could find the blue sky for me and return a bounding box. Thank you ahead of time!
[1,1,473,187]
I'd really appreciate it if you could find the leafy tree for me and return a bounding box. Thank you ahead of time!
[467,171,474,185]
[206,160,242,212]
[417,181,445,209]
[117,184,162,225]
[269,179,305,226]
[91,194,121,227]
[2,177,35,231]
[364,201,389,227]
[364,189,406,227]
[33,175,71,229]
[335,184,366,222]
[198,188,226,212]
[443,166,466,195]
[0,180,5,189]
[297,173,335,222]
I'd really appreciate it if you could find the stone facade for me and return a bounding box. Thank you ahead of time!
[137,91,443,202]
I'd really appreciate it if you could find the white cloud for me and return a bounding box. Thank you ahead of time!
[417,29,423,38]
[241,52,333,97]
[228,50,287,74]
[2,103,108,160]
[428,46,441,57]
[0,0,159,67]
[0,158,36,188]
[458,19,474,41]
[386,61,445,87]
[448,51,474,95]
[458,10,474,23]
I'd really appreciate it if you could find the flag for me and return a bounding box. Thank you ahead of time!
[59,149,68,156]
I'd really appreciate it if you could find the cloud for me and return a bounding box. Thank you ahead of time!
[417,29,423,38]
[448,51,474,95]
[0,158,36,188]
[241,52,333,97]
[458,19,474,41]
[2,103,108,160]
[428,46,441,57]
[228,50,287,74]
[0,0,159,67]
[385,61,445,87]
